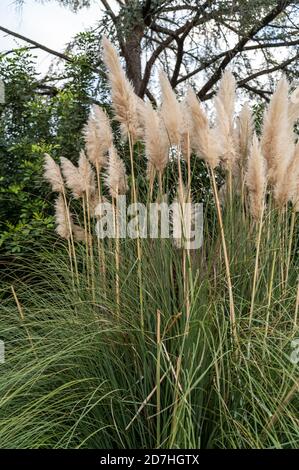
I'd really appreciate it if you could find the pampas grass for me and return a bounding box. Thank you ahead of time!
[44,153,64,193]
[159,70,183,146]
[60,157,84,199]
[83,105,112,170]
[261,77,293,189]
[105,146,128,199]
[54,194,72,240]
[144,102,169,195]
[7,42,299,450]
[246,134,267,221]
[237,103,253,166]
[102,36,142,142]
[215,71,237,172]
[186,88,219,169]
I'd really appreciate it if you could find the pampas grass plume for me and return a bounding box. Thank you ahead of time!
[54,194,72,239]
[44,153,64,193]
[237,103,253,164]
[78,150,96,195]
[102,36,142,142]
[261,77,293,186]
[214,71,237,170]
[105,146,128,198]
[83,105,113,169]
[217,70,236,129]
[246,134,267,220]
[186,88,219,169]
[60,157,84,199]
[159,70,182,146]
[144,102,169,175]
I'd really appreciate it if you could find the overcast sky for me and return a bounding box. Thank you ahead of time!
[0,0,104,75]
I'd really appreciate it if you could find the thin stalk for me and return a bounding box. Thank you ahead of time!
[85,189,95,303]
[113,195,120,318]
[82,194,90,288]
[249,204,265,328]
[156,309,161,447]
[95,162,107,295]
[11,285,35,354]
[128,132,144,334]
[285,210,296,287]
[294,281,299,332]
[209,166,238,349]
[263,250,277,353]
[62,190,79,286]
[158,170,163,201]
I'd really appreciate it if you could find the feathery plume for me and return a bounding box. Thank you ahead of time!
[289,85,299,124]
[214,71,237,170]
[217,70,236,130]
[159,70,183,146]
[186,88,220,169]
[144,102,169,175]
[179,97,191,161]
[43,153,64,193]
[261,77,293,186]
[214,98,236,171]
[60,157,84,199]
[78,150,96,195]
[246,134,267,220]
[102,36,142,142]
[173,183,194,249]
[83,105,113,169]
[276,142,299,207]
[54,194,72,239]
[105,146,128,198]
[72,224,86,242]
[236,103,253,165]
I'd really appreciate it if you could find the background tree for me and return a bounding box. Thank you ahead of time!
[7,0,299,102]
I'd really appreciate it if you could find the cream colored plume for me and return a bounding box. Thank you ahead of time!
[78,150,96,195]
[102,36,142,142]
[144,102,169,176]
[245,134,267,220]
[105,146,128,198]
[83,105,113,169]
[159,70,183,146]
[236,103,253,165]
[261,77,294,186]
[289,85,299,124]
[44,154,64,193]
[186,88,220,169]
[214,97,236,166]
[60,157,84,199]
[72,224,86,242]
[217,70,236,130]
[275,142,299,207]
[214,71,237,170]
[173,183,194,249]
[179,97,192,161]
[54,194,72,240]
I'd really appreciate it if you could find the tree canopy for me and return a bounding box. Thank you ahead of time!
[11,0,298,102]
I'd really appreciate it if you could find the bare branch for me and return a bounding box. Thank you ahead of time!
[0,25,105,78]
[197,0,293,99]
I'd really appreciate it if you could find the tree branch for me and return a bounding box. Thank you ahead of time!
[0,25,105,78]
[197,0,293,99]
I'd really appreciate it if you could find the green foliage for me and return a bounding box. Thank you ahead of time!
[0,49,97,255]
[0,190,298,448]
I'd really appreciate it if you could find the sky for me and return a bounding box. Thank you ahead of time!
[0,0,105,75]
